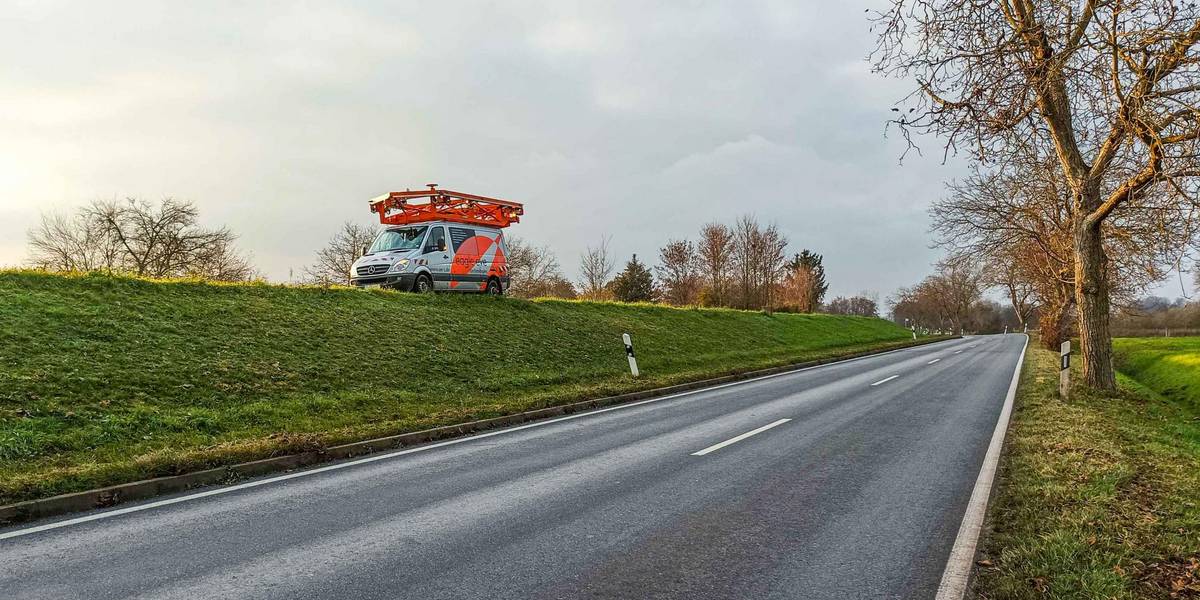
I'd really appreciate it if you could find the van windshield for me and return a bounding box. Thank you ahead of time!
[367,226,427,254]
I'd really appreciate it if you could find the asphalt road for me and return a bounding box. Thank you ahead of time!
[0,334,1026,600]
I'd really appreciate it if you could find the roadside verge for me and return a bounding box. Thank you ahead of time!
[971,341,1200,598]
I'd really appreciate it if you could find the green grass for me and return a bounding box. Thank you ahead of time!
[975,341,1200,599]
[0,270,919,504]
[1114,337,1200,412]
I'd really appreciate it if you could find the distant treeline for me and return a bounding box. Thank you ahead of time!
[507,215,872,315]
[26,200,879,317]
[1110,296,1200,338]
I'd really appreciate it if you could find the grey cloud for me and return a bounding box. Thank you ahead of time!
[2,0,973,298]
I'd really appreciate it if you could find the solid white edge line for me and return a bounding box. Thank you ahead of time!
[870,375,899,386]
[690,418,791,456]
[928,359,941,364]
[0,337,970,542]
[934,334,1028,600]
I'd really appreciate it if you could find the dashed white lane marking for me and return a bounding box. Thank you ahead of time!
[870,375,899,386]
[691,419,791,456]
[928,359,941,364]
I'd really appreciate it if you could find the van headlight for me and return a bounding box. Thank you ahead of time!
[391,259,410,273]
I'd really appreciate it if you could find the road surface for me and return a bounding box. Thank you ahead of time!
[0,334,1026,599]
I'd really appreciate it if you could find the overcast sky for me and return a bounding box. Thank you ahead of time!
[2,1,1188,300]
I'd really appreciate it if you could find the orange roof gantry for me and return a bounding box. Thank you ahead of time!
[368,184,524,228]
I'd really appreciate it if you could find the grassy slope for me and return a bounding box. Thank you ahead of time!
[976,342,1200,599]
[0,271,916,504]
[1114,337,1200,412]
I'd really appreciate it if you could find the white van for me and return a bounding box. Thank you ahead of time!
[350,220,510,294]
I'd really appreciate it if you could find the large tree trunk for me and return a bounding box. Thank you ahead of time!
[1073,216,1117,390]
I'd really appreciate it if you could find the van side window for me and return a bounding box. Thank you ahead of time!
[425,227,447,253]
[448,227,475,251]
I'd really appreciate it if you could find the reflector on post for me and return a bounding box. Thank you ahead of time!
[623,333,639,377]
[1059,341,1070,398]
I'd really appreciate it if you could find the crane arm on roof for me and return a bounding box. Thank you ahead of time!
[369,184,524,228]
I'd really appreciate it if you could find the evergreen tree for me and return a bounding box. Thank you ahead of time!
[783,250,828,312]
[610,254,656,302]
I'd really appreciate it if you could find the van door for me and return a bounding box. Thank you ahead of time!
[447,226,484,291]
[423,226,451,290]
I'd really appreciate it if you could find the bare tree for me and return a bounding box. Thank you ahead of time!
[890,285,937,331]
[578,236,615,300]
[934,160,1078,347]
[732,216,759,309]
[506,236,576,298]
[696,223,735,306]
[778,267,816,313]
[303,221,378,286]
[27,197,255,282]
[27,211,123,272]
[759,225,789,311]
[933,156,1174,348]
[989,259,1037,332]
[87,198,254,280]
[931,260,985,333]
[825,295,880,317]
[655,239,701,305]
[731,216,788,310]
[873,0,1200,388]
[192,234,259,282]
[891,261,985,333]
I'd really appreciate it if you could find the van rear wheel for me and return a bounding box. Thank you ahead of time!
[413,274,433,293]
[486,278,503,296]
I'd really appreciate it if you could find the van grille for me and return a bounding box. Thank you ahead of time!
[357,264,389,276]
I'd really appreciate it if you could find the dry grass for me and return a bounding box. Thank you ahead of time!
[975,344,1200,599]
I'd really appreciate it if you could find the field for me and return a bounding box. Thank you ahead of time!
[0,271,918,504]
[1114,337,1200,411]
[976,338,1200,598]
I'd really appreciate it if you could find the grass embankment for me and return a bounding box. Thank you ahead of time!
[976,339,1200,599]
[1114,337,1200,412]
[0,271,918,504]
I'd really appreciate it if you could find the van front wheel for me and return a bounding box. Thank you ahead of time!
[413,274,434,293]
[486,278,503,296]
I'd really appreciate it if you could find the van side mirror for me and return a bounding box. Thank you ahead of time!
[360,244,369,256]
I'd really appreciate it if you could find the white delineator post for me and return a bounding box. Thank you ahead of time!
[911,326,917,340]
[1059,340,1071,398]
[622,333,639,377]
